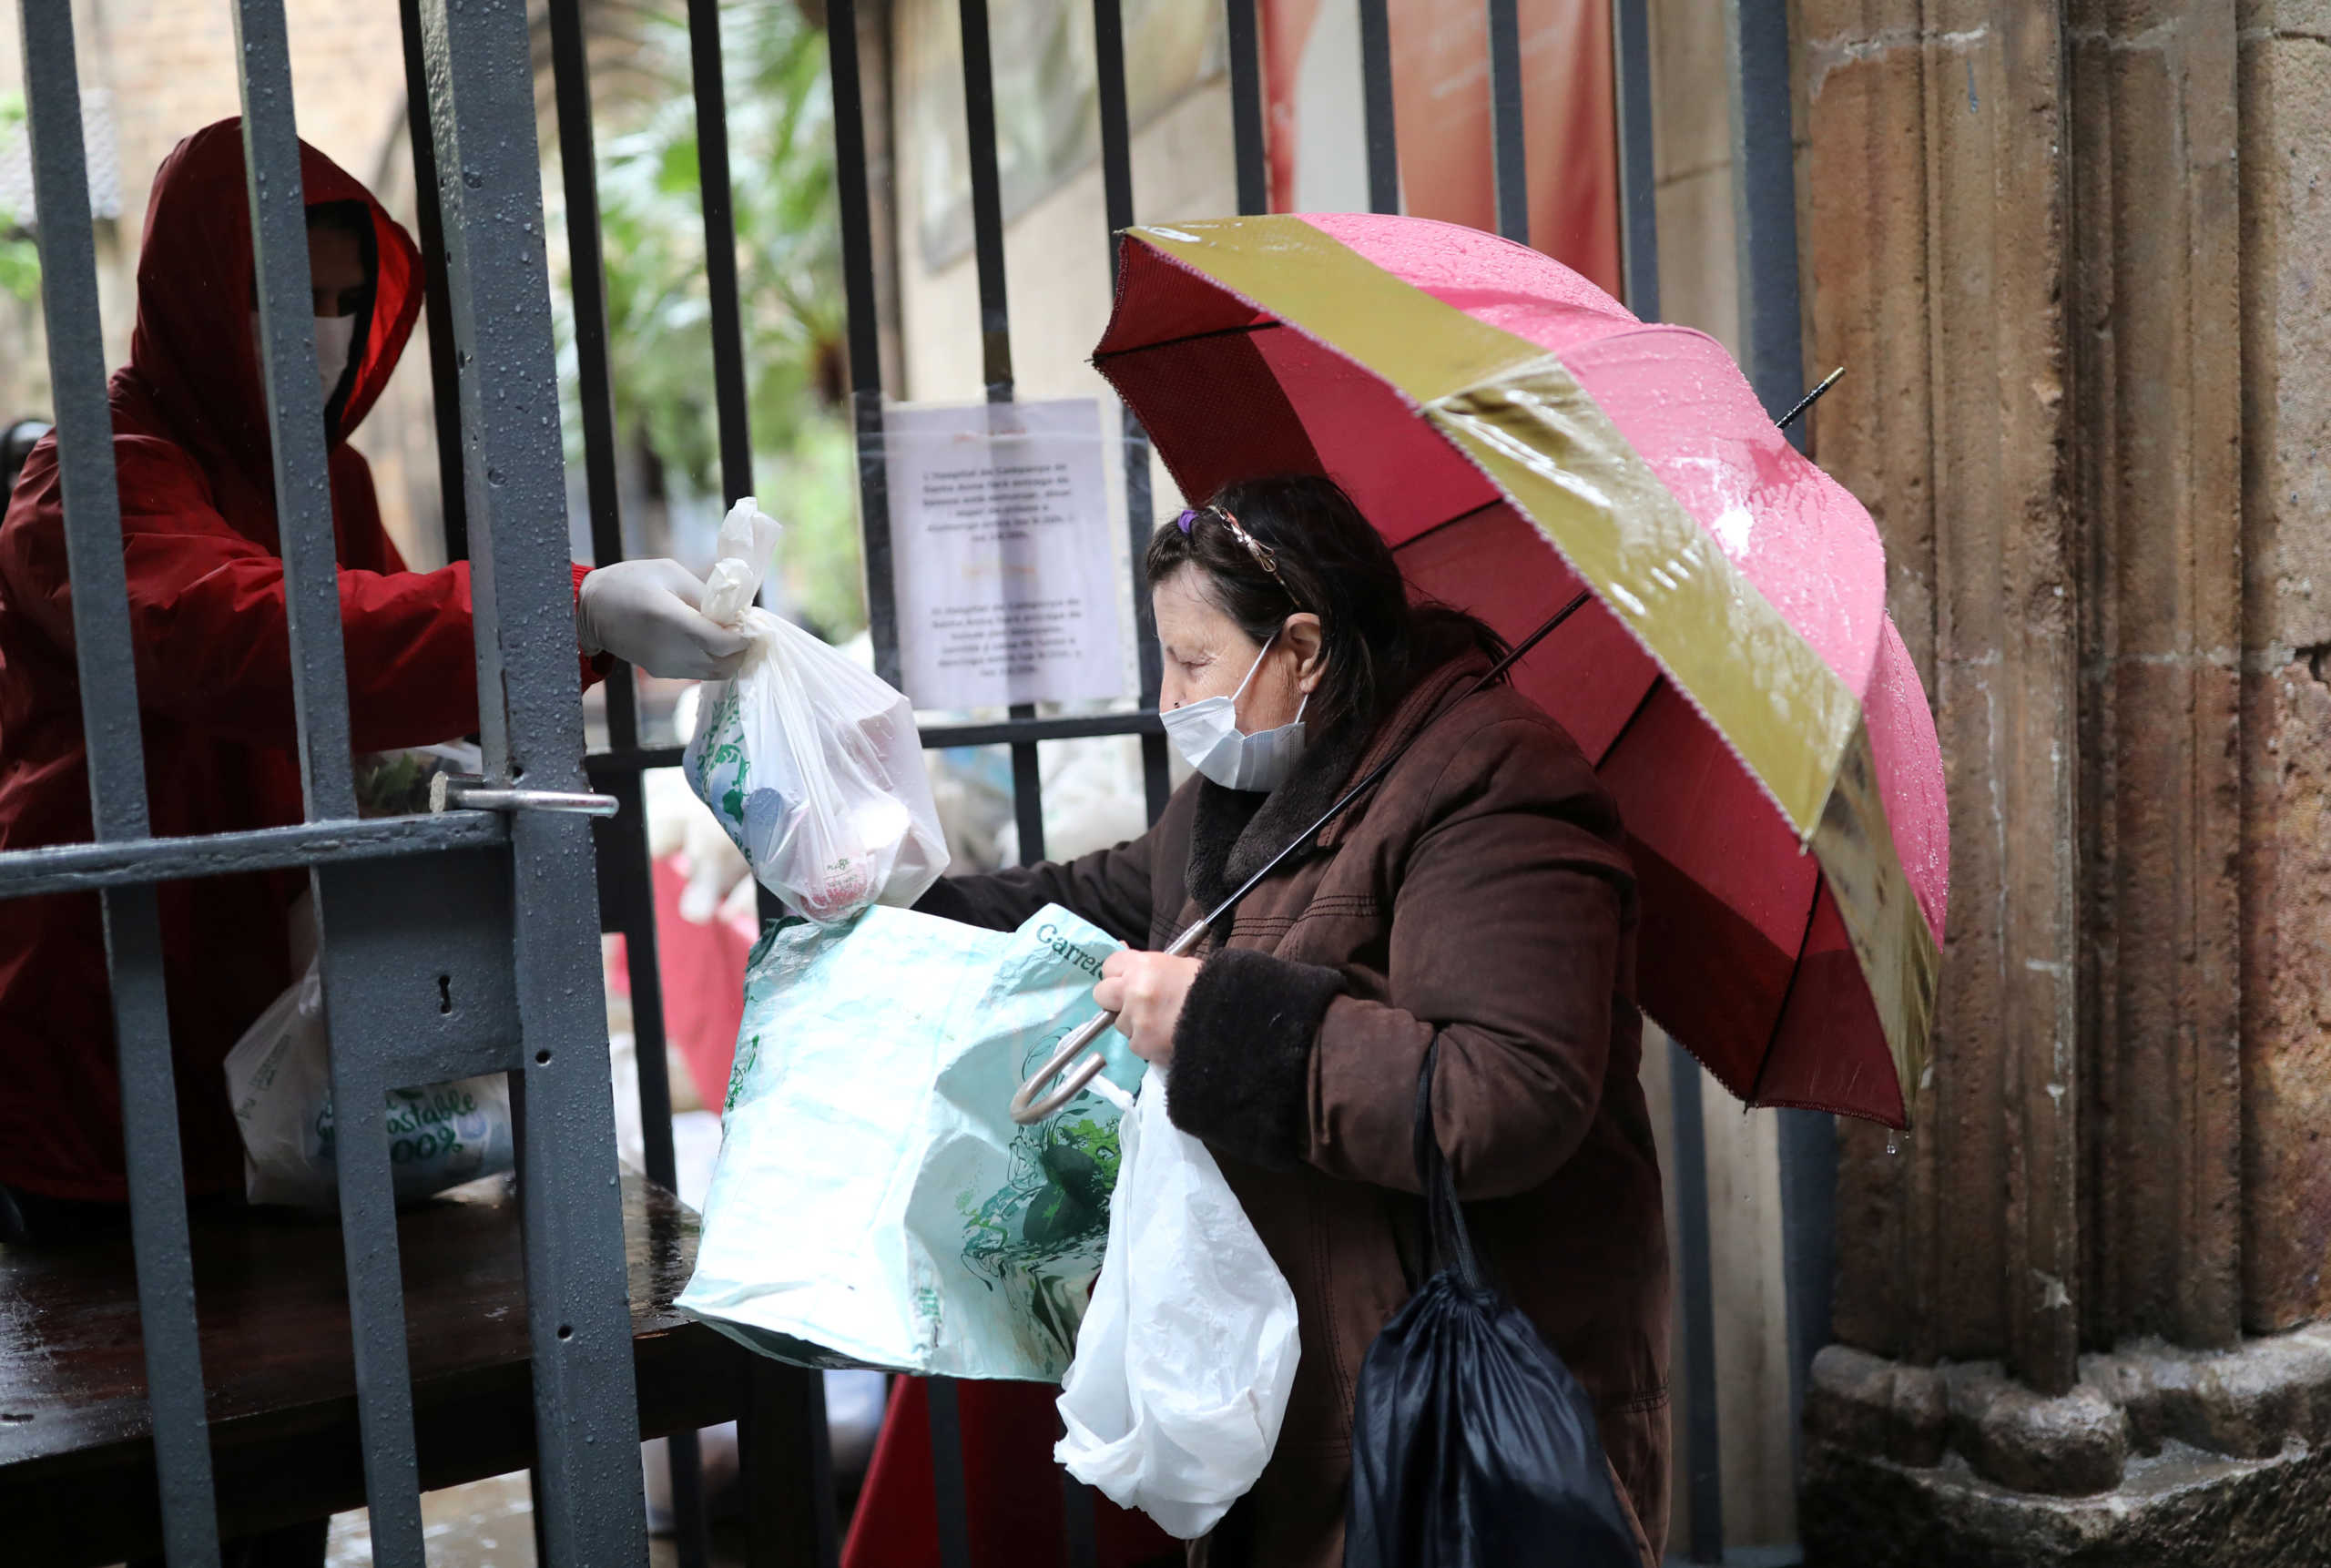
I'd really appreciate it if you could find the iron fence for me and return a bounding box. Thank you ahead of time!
[3,0,1826,1563]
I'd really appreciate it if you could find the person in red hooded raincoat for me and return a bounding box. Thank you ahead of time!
[0,119,748,1261]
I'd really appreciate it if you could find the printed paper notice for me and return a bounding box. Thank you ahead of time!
[884,398,1125,710]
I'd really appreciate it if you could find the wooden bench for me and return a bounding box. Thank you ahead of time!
[0,1170,826,1564]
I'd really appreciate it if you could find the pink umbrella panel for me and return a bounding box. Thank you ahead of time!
[1094,213,1946,1129]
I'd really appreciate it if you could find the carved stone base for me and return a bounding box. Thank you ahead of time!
[1800,1329,2331,1566]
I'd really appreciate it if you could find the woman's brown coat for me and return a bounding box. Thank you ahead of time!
[921,654,1671,1565]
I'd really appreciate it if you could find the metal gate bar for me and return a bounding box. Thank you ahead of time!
[956,0,1050,871]
[927,3,1024,1558]
[14,8,220,1563]
[232,10,441,1563]
[1601,14,1710,1555]
[825,0,901,692]
[397,0,470,565]
[233,0,357,819]
[1612,0,1660,323]
[1727,0,1805,453]
[687,0,758,505]
[0,812,506,898]
[419,1,652,1563]
[1357,0,1400,214]
[545,0,679,1247]
[1090,0,1172,821]
[1485,0,1529,243]
[1226,0,1267,215]
[927,1375,974,1568]
[1670,1037,1725,1563]
[668,0,846,1560]
[1725,0,1835,1496]
[541,3,713,1563]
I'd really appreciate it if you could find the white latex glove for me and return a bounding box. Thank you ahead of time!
[576,559,752,681]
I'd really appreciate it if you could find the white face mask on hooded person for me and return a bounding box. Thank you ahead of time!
[249,311,359,411]
[1160,630,1309,792]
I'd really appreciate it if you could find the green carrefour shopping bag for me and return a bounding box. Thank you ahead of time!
[677,902,1143,1380]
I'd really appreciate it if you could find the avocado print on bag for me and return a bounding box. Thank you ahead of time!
[958,1083,1125,1365]
[954,919,1129,1355]
[680,902,1145,1380]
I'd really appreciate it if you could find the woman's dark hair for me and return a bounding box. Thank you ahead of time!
[1143,473,1506,738]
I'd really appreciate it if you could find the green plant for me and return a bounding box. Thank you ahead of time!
[0,94,41,302]
[547,4,863,637]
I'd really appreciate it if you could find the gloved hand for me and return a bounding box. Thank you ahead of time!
[576,558,753,681]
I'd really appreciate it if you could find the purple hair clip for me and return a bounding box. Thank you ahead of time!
[1175,502,1295,602]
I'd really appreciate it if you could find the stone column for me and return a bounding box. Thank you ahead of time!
[2236,0,2331,1344]
[1801,0,2081,1391]
[2069,0,2246,1355]
[1794,3,2331,1562]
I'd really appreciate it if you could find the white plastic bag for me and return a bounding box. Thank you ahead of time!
[1054,1065,1300,1539]
[222,962,515,1211]
[682,497,949,924]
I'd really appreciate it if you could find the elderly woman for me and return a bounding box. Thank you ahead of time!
[917,473,1669,1565]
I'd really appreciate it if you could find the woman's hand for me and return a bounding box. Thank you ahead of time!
[1094,950,1202,1066]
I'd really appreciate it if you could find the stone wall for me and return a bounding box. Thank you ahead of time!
[1797,1,2331,1560]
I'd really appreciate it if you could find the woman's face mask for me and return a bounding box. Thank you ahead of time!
[248,311,358,409]
[1159,631,1309,792]
[1152,564,1317,799]
[248,219,372,416]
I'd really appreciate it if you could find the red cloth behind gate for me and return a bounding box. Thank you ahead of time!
[605,853,754,1110]
[843,1378,1180,1568]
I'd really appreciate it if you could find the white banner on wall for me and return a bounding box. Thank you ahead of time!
[882,398,1125,711]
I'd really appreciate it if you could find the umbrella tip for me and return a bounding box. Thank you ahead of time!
[1776,366,1846,432]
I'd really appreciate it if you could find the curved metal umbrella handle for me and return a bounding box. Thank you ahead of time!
[1008,919,1207,1124]
[1009,1012,1117,1124]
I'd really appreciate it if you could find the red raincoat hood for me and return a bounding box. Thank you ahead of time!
[129,117,422,472]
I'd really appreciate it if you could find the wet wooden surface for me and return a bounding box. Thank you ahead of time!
[0,1170,752,1563]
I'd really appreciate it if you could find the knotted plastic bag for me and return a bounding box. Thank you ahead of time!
[1344,1041,1645,1568]
[682,498,949,924]
[1054,1065,1299,1539]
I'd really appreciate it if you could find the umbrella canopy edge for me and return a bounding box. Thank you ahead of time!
[1101,214,1940,1125]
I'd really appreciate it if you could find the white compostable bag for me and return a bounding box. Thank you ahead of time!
[222,961,514,1212]
[1054,1065,1300,1539]
[682,498,948,924]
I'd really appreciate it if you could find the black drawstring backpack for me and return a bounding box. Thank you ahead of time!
[1344,1042,1644,1568]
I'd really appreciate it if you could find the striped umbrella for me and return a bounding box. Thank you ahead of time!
[1094,213,1946,1127]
